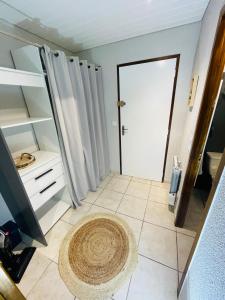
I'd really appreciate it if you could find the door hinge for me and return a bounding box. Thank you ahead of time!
[117,100,126,107]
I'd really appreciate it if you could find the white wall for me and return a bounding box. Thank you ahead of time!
[0,21,73,224]
[175,0,225,217]
[179,167,225,300]
[77,22,201,180]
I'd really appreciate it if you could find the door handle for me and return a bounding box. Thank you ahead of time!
[122,125,128,135]
[117,100,126,107]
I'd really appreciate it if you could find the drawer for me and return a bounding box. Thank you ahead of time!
[20,156,62,184]
[24,162,64,197]
[30,175,66,211]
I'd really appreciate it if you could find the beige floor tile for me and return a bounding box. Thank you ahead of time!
[151,181,170,190]
[116,213,142,243]
[27,262,74,300]
[99,189,124,201]
[127,255,177,300]
[83,188,103,204]
[112,278,131,300]
[149,186,168,204]
[99,176,112,188]
[95,189,123,211]
[139,222,177,269]
[177,233,194,272]
[106,178,130,193]
[61,203,92,225]
[38,220,73,263]
[113,174,132,181]
[17,252,51,296]
[117,195,147,220]
[126,182,150,199]
[131,177,152,185]
[176,226,196,237]
[144,201,175,230]
[108,171,117,177]
[87,204,115,215]
[94,196,121,211]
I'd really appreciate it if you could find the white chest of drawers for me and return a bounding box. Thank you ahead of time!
[19,151,66,211]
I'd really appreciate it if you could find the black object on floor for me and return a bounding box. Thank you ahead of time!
[0,221,36,283]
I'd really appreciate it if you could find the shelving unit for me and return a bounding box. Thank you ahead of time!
[0,66,45,87]
[18,150,60,177]
[0,117,52,129]
[0,45,72,242]
[37,199,70,235]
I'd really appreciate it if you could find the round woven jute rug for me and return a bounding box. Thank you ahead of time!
[59,213,138,300]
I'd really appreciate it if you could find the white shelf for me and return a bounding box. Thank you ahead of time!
[0,67,45,87]
[38,199,70,235]
[18,150,61,178]
[0,117,52,129]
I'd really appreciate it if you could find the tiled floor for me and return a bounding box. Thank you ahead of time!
[18,173,195,300]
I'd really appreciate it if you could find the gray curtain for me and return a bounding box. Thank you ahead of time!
[67,57,97,191]
[96,66,110,176]
[41,46,110,206]
[41,46,89,207]
[80,60,100,186]
[88,64,106,179]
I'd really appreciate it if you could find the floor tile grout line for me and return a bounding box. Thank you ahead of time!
[148,198,172,206]
[137,183,151,247]
[138,253,178,272]
[115,179,131,214]
[93,201,184,234]
[116,181,150,216]
[116,211,142,222]
[91,203,116,214]
[64,203,195,238]
[62,208,193,239]
[32,176,177,299]
[91,200,182,233]
[125,192,149,201]
[175,230,196,238]
[25,259,53,298]
[91,176,125,213]
[125,275,133,300]
[142,219,177,233]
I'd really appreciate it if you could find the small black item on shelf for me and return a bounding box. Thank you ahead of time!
[0,221,36,283]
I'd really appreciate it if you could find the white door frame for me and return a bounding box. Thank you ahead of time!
[117,54,180,181]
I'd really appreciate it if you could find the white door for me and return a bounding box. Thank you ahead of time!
[119,58,177,181]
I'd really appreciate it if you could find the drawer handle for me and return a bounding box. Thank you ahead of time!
[35,168,53,180]
[39,181,56,194]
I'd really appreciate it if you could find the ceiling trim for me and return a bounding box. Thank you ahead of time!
[75,20,201,53]
[0,18,75,54]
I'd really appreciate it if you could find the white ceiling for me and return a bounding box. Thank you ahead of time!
[0,0,209,52]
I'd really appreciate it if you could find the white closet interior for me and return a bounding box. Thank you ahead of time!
[0,45,72,235]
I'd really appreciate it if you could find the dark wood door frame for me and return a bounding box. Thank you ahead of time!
[175,13,225,227]
[117,54,180,181]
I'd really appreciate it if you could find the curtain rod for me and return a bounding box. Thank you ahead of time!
[54,54,101,69]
